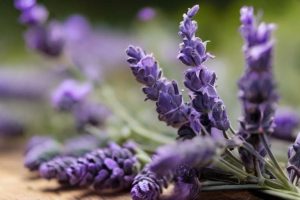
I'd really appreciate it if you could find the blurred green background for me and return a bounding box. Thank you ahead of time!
[1,0,300,141]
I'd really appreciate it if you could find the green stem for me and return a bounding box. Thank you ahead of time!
[100,86,173,145]
[202,184,263,191]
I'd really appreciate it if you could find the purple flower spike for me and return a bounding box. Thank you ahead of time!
[131,167,172,200]
[19,4,48,26]
[24,137,62,171]
[126,45,201,135]
[238,6,278,173]
[272,110,300,141]
[178,5,212,67]
[137,7,156,22]
[14,0,36,11]
[287,134,300,185]
[39,156,76,184]
[150,137,224,176]
[67,142,140,191]
[51,79,92,111]
[25,21,65,57]
[178,5,229,132]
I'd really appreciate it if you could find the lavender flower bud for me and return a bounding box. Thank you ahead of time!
[137,7,156,22]
[67,142,140,191]
[51,79,92,111]
[126,46,201,134]
[39,156,76,184]
[131,167,172,200]
[272,110,300,141]
[24,137,62,171]
[287,134,300,184]
[25,21,65,57]
[150,137,224,176]
[14,0,36,10]
[19,4,48,26]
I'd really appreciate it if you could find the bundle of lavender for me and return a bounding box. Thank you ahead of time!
[17,1,300,199]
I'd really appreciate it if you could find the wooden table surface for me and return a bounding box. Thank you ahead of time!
[0,142,264,200]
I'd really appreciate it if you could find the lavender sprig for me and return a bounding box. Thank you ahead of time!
[178,5,230,132]
[237,6,278,173]
[126,46,201,135]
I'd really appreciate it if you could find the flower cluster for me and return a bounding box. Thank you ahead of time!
[237,6,278,173]
[126,46,201,135]
[14,0,65,57]
[131,166,172,200]
[51,79,109,130]
[66,142,140,191]
[39,156,76,184]
[178,5,230,132]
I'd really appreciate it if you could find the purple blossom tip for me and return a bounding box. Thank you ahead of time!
[51,79,92,111]
[14,0,36,10]
[178,5,212,67]
[187,5,199,18]
[137,7,156,21]
[19,4,48,26]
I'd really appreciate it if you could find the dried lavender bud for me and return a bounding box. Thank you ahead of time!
[39,156,76,184]
[51,79,92,111]
[24,137,62,171]
[272,110,300,141]
[63,134,104,157]
[25,21,65,57]
[131,166,172,200]
[72,102,110,131]
[287,134,300,184]
[126,46,201,134]
[14,0,36,10]
[150,137,224,176]
[19,4,48,26]
[67,142,140,191]
[137,7,156,21]
[178,5,229,131]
